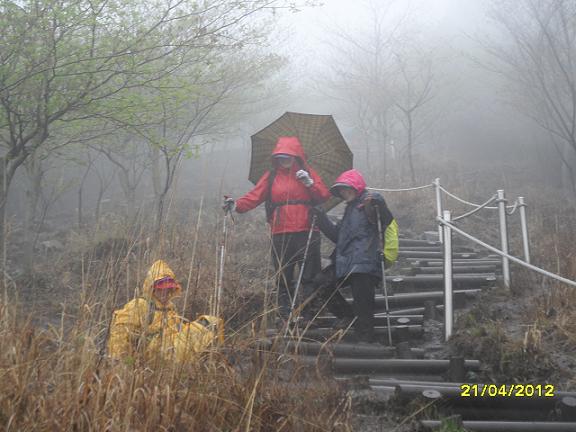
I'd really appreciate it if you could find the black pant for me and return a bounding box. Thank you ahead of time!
[313,265,377,342]
[312,264,355,319]
[349,273,377,342]
[271,231,321,320]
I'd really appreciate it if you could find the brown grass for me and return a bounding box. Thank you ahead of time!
[4,167,576,430]
[0,206,351,431]
[0,302,349,431]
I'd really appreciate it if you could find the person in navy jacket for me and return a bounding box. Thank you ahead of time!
[311,169,395,343]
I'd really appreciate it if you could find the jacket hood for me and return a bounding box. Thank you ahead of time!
[271,136,306,161]
[142,260,182,298]
[330,169,366,196]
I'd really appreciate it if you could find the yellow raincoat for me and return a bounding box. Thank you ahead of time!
[107,260,224,363]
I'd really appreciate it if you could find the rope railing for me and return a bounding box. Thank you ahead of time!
[439,212,573,341]
[367,183,434,192]
[438,184,516,210]
[363,177,548,341]
[438,184,490,208]
[506,199,520,215]
[367,180,515,209]
[366,177,531,266]
[437,216,576,288]
[452,194,497,222]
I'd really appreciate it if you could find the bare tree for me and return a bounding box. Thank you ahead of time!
[392,46,435,184]
[127,47,285,235]
[92,163,116,226]
[318,0,440,183]
[89,134,151,221]
[21,148,73,269]
[484,0,576,197]
[319,0,405,180]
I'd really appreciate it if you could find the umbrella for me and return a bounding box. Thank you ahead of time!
[250,112,353,210]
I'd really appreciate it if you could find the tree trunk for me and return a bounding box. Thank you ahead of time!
[0,158,6,293]
[94,167,115,225]
[406,112,416,185]
[77,161,93,228]
[116,168,137,222]
[155,193,166,235]
[151,146,164,237]
[94,189,103,225]
[127,187,138,222]
[553,139,576,203]
[24,155,43,271]
[151,146,161,202]
[377,112,388,183]
[78,185,84,228]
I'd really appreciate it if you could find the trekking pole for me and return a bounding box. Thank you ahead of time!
[376,207,393,346]
[183,196,204,319]
[285,215,317,336]
[216,198,233,317]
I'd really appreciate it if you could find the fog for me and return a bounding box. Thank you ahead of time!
[3,0,575,236]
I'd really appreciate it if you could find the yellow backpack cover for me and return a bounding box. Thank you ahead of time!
[384,219,399,267]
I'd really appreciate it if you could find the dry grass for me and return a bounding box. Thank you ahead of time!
[0,301,350,431]
[4,167,576,430]
[0,205,351,431]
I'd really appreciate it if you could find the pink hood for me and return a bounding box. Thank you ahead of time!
[330,169,366,196]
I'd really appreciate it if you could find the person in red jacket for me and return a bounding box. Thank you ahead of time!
[223,136,331,326]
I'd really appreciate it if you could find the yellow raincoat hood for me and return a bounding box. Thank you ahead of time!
[142,260,182,300]
[107,259,223,362]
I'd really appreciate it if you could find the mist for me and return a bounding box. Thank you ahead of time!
[3,1,576,430]
[4,0,573,231]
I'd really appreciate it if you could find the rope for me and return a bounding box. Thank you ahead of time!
[367,181,521,216]
[437,217,576,288]
[452,194,498,222]
[367,183,434,192]
[506,199,519,215]
[438,185,516,210]
[438,185,497,208]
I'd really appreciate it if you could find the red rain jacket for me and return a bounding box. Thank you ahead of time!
[236,136,330,234]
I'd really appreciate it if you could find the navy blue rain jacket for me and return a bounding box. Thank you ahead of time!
[315,190,394,279]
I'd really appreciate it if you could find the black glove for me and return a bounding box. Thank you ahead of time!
[308,206,325,218]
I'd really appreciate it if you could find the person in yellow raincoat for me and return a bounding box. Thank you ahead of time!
[107,260,224,363]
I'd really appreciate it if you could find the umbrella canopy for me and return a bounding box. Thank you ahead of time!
[250,112,353,210]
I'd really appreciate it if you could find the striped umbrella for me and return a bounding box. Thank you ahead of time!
[249,112,353,210]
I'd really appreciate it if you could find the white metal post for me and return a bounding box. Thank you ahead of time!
[442,210,453,341]
[497,190,511,288]
[434,178,443,244]
[518,197,531,264]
